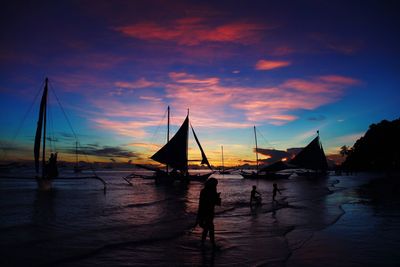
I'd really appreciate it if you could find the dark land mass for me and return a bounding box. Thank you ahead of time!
[342,118,400,171]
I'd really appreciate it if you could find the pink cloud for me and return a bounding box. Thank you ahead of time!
[115,17,268,46]
[282,75,360,93]
[139,96,163,102]
[92,118,152,137]
[114,78,160,89]
[255,59,291,70]
[169,72,219,85]
[282,79,332,93]
[270,46,295,56]
[165,72,360,126]
[84,72,360,138]
[318,75,360,85]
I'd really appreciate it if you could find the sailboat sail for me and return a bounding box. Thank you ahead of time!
[191,124,212,170]
[34,81,48,174]
[151,115,189,172]
[290,136,328,170]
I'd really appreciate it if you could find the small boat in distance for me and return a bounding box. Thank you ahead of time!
[241,126,290,180]
[140,106,214,183]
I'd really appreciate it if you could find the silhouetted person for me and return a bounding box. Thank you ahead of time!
[250,185,262,205]
[196,178,221,248]
[272,183,281,202]
[47,153,58,179]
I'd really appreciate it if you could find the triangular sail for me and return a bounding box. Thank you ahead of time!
[290,136,328,170]
[151,116,189,172]
[34,81,48,174]
[191,124,212,170]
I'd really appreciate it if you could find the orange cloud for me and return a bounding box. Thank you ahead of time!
[255,59,291,70]
[115,17,267,46]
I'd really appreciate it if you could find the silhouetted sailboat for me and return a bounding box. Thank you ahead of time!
[241,126,290,179]
[289,131,328,176]
[34,78,106,190]
[149,107,214,183]
[34,78,53,190]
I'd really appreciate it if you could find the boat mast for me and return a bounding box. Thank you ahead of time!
[166,106,170,175]
[42,78,48,178]
[221,145,224,172]
[186,109,189,174]
[254,126,259,174]
[75,141,78,168]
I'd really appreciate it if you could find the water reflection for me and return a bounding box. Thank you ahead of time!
[32,190,56,226]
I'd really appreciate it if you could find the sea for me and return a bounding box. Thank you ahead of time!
[1,170,399,266]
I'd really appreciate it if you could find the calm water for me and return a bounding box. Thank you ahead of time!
[0,170,399,266]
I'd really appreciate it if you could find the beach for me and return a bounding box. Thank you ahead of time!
[1,171,399,266]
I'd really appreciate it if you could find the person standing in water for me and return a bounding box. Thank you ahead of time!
[196,178,221,248]
[272,183,282,202]
[46,153,58,179]
[250,185,262,205]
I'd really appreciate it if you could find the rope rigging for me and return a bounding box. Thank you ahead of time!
[48,82,100,177]
[149,106,169,149]
[256,127,274,149]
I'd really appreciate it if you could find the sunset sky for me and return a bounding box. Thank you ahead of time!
[1,0,399,166]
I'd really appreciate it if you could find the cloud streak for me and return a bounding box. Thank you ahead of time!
[115,17,268,46]
[114,78,161,90]
[255,59,291,70]
[72,145,137,158]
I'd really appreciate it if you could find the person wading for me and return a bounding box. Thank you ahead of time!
[196,178,221,249]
